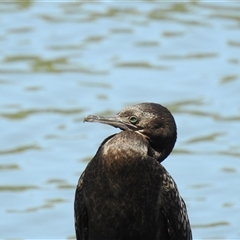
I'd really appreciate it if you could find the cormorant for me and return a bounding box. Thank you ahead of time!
[75,102,192,240]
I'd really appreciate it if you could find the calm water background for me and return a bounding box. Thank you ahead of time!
[1,1,240,239]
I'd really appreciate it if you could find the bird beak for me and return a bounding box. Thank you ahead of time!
[83,115,138,131]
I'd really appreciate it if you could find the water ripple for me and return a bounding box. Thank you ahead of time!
[0,144,41,155]
[1,108,84,120]
[192,221,229,228]
[0,185,38,192]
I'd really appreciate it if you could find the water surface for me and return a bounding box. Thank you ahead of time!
[1,1,240,239]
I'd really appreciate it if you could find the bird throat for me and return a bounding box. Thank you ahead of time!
[101,131,150,168]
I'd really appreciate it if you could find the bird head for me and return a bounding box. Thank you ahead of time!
[84,103,177,162]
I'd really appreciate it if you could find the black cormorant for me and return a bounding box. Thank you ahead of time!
[75,102,192,240]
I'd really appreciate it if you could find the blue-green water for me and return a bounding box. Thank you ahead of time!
[1,1,240,239]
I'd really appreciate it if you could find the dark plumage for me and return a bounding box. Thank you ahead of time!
[75,102,192,240]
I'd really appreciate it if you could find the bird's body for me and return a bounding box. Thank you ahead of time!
[75,103,192,240]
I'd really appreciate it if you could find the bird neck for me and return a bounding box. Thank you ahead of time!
[148,136,176,163]
[98,131,150,170]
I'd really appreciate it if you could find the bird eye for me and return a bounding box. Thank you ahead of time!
[129,116,138,124]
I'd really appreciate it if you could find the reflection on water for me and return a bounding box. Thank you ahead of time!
[1,1,240,239]
[1,108,84,120]
[0,144,41,155]
[7,198,67,213]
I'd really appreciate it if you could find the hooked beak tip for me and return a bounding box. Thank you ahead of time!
[83,115,99,123]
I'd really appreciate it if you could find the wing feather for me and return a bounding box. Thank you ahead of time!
[74,171,88,240]
[160,169,192,240]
